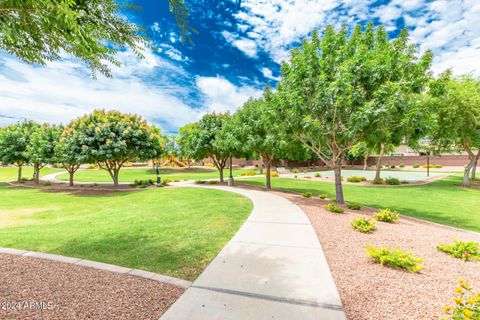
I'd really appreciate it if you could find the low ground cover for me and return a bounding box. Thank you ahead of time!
[0,184,252,280]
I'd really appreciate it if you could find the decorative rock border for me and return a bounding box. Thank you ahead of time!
[0,247,192,289]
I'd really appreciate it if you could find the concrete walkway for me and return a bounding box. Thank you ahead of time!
[161,185,346,320]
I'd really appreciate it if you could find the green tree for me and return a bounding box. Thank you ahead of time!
[66,109,164,187]
[234,92,286,189]
[427,75,480,187]
[346,142,370,170]
[0,120,38,182]
[25,124,62,183]
[275,24,432,203]
[0,0,192,77]
[55,124,86,186]
[177,123,198,167]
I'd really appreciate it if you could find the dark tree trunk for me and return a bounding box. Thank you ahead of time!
[69,171,74,187]
[259,156,264,174]
[229,156,233,179]
[219,166,224,182]
[34,163,41,184]
[471,151,479,180]
[17,164,22,183]
[266,159,272,190]
[374,143,385,180]
[333,165,344,204]
[427,153,430,177]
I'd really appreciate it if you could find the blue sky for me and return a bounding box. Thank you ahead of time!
[0,0,479,132]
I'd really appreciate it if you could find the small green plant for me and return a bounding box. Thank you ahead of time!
[269,171,279,177]
[412,163,420,168]
[365,244,424,273]
[437,240,480,261]
[195,180,206,184]
[400,180,409,184]
[399,163,405,168]
[372,178,384,185]
[301,192,312,198]
[441,279,480,320]
[326,203,344,213]
[240,171,257,176]
[292,168,299,174]
[423,164,443,168]
[374,208,400,223]
[131,179,154,187]
[43,181,52,186]
[347,202,362,210]
[390,165,396,169]
[385,177,400,185]
[318,193,328,199]
[293,175,298,178]
[174,179,181,182]
[346,176,366,183]
[351,216,376,233]
[314,173,321,177]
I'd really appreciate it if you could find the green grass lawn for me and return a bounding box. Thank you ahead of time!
[0,167,64,182]
[241,176,480,232]
[0,185,252,280]
[56,167,261,183]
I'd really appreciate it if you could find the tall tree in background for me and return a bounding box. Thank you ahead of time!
[0,0,192,77]
[67,110,164,187]
[25,124,62,183]
[427,75,480,187]
[0,120,38,182]
[276,24,432,203]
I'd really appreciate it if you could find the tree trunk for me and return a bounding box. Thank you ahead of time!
[229,156,233,179]
[463,161,474,187]
[17,164,22,183]
[426,153,430,177]
[259,156,264,174]
[374,143,385,180]
[471,151,479,180]
[219,166,224,182]
[113,170,119,188]
[69,171,74,187]
[333,165,344,204]
[266,159,272,190]
[363,157,368,171]
[34,163,41,184]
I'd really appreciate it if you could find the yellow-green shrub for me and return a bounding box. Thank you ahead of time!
[347,202,362,210]
[365,244,424,273]
[351,217,376,233]
[440,280,480,320]
[374,208,400,223]
[326,203,344,213]
[301,192,312,198]
[347,176,367,183]
[241,171,257,176]
[437,240,480,261]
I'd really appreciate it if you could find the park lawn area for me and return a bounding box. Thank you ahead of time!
[0,184,252,280]
[56,167,261,183]
[241,176,480,232]
[0,167,64,182]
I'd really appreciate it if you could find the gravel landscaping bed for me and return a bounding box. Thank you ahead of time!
[0,253,184,320]
[279,193,480,320]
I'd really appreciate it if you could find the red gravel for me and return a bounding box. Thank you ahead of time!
[0,254,184,320]
[280,193,480,320]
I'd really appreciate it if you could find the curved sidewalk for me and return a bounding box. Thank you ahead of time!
[161,185,346,320]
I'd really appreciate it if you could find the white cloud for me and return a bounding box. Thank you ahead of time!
[196,76,262,113]
[261,67,280,81]
[0,50,201,132]
[222,31,258,58]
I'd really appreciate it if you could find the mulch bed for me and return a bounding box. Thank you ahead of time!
[279,193,480,320]
[0,254,184,320]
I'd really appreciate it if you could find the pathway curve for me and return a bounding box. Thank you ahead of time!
[161,185,346,320]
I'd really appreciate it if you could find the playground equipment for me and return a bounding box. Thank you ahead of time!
[154,156,190,167]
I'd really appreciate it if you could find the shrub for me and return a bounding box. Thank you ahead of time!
[412,163,420,168]
[399,163,405,168]
[87,164,99,169]
[326,203,344,213]
[294,175,298,178]
[423,164,443,168]
[347,202,362,210]
[318,193,329,199]
[124,162,133,167]
[314,173,321,177]
[372,178,384,185]
[292,168,299,173]
[374,208,400,223]
[195,180,206,184]
[163,178,173,183]
[385,177,400,185]
[301,192,312,198]
[304,176,312,179]
[390,165,396,169]
[437,240,480,261]
[441,280,480,320]
[347,176,366,183]
[241,171,257,176]
[365,244,424,273]
[207,180,218,184]
[400,180,409,184]
[43,181,52,186]
[131,179,154,187]
[270,171,279,177]
[351,216,376,233]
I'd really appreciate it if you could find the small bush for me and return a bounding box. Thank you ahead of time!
[437,240,480,261]
[124,162,133,167]
[195,180,206,184]
[131,179,154,187]
[294,175,298,178]
[374,208,400,223]
[390,165,396,169]
[292,168,299,174]
[326,203,344,213]
[351,217,376,233]
[240,171,257,176]
[385,177,400,185]
[372,178,384,185]
[347,202,362,210]
[301,192,312,198]
[318,193,329,199]
[441,279,480,320]
[423,164,443,168]
[347,176,366,183]
[87,164,99,169]
[207,180,218,184]
[270,171,279,177]
[399,163,405,168]
[400,180,409,184]
[365,244,424,273]
[43,181,52,186]
[314,173,321,177]
[304,176,312,179]
[174,179,181,182]
[412,163,420,168]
